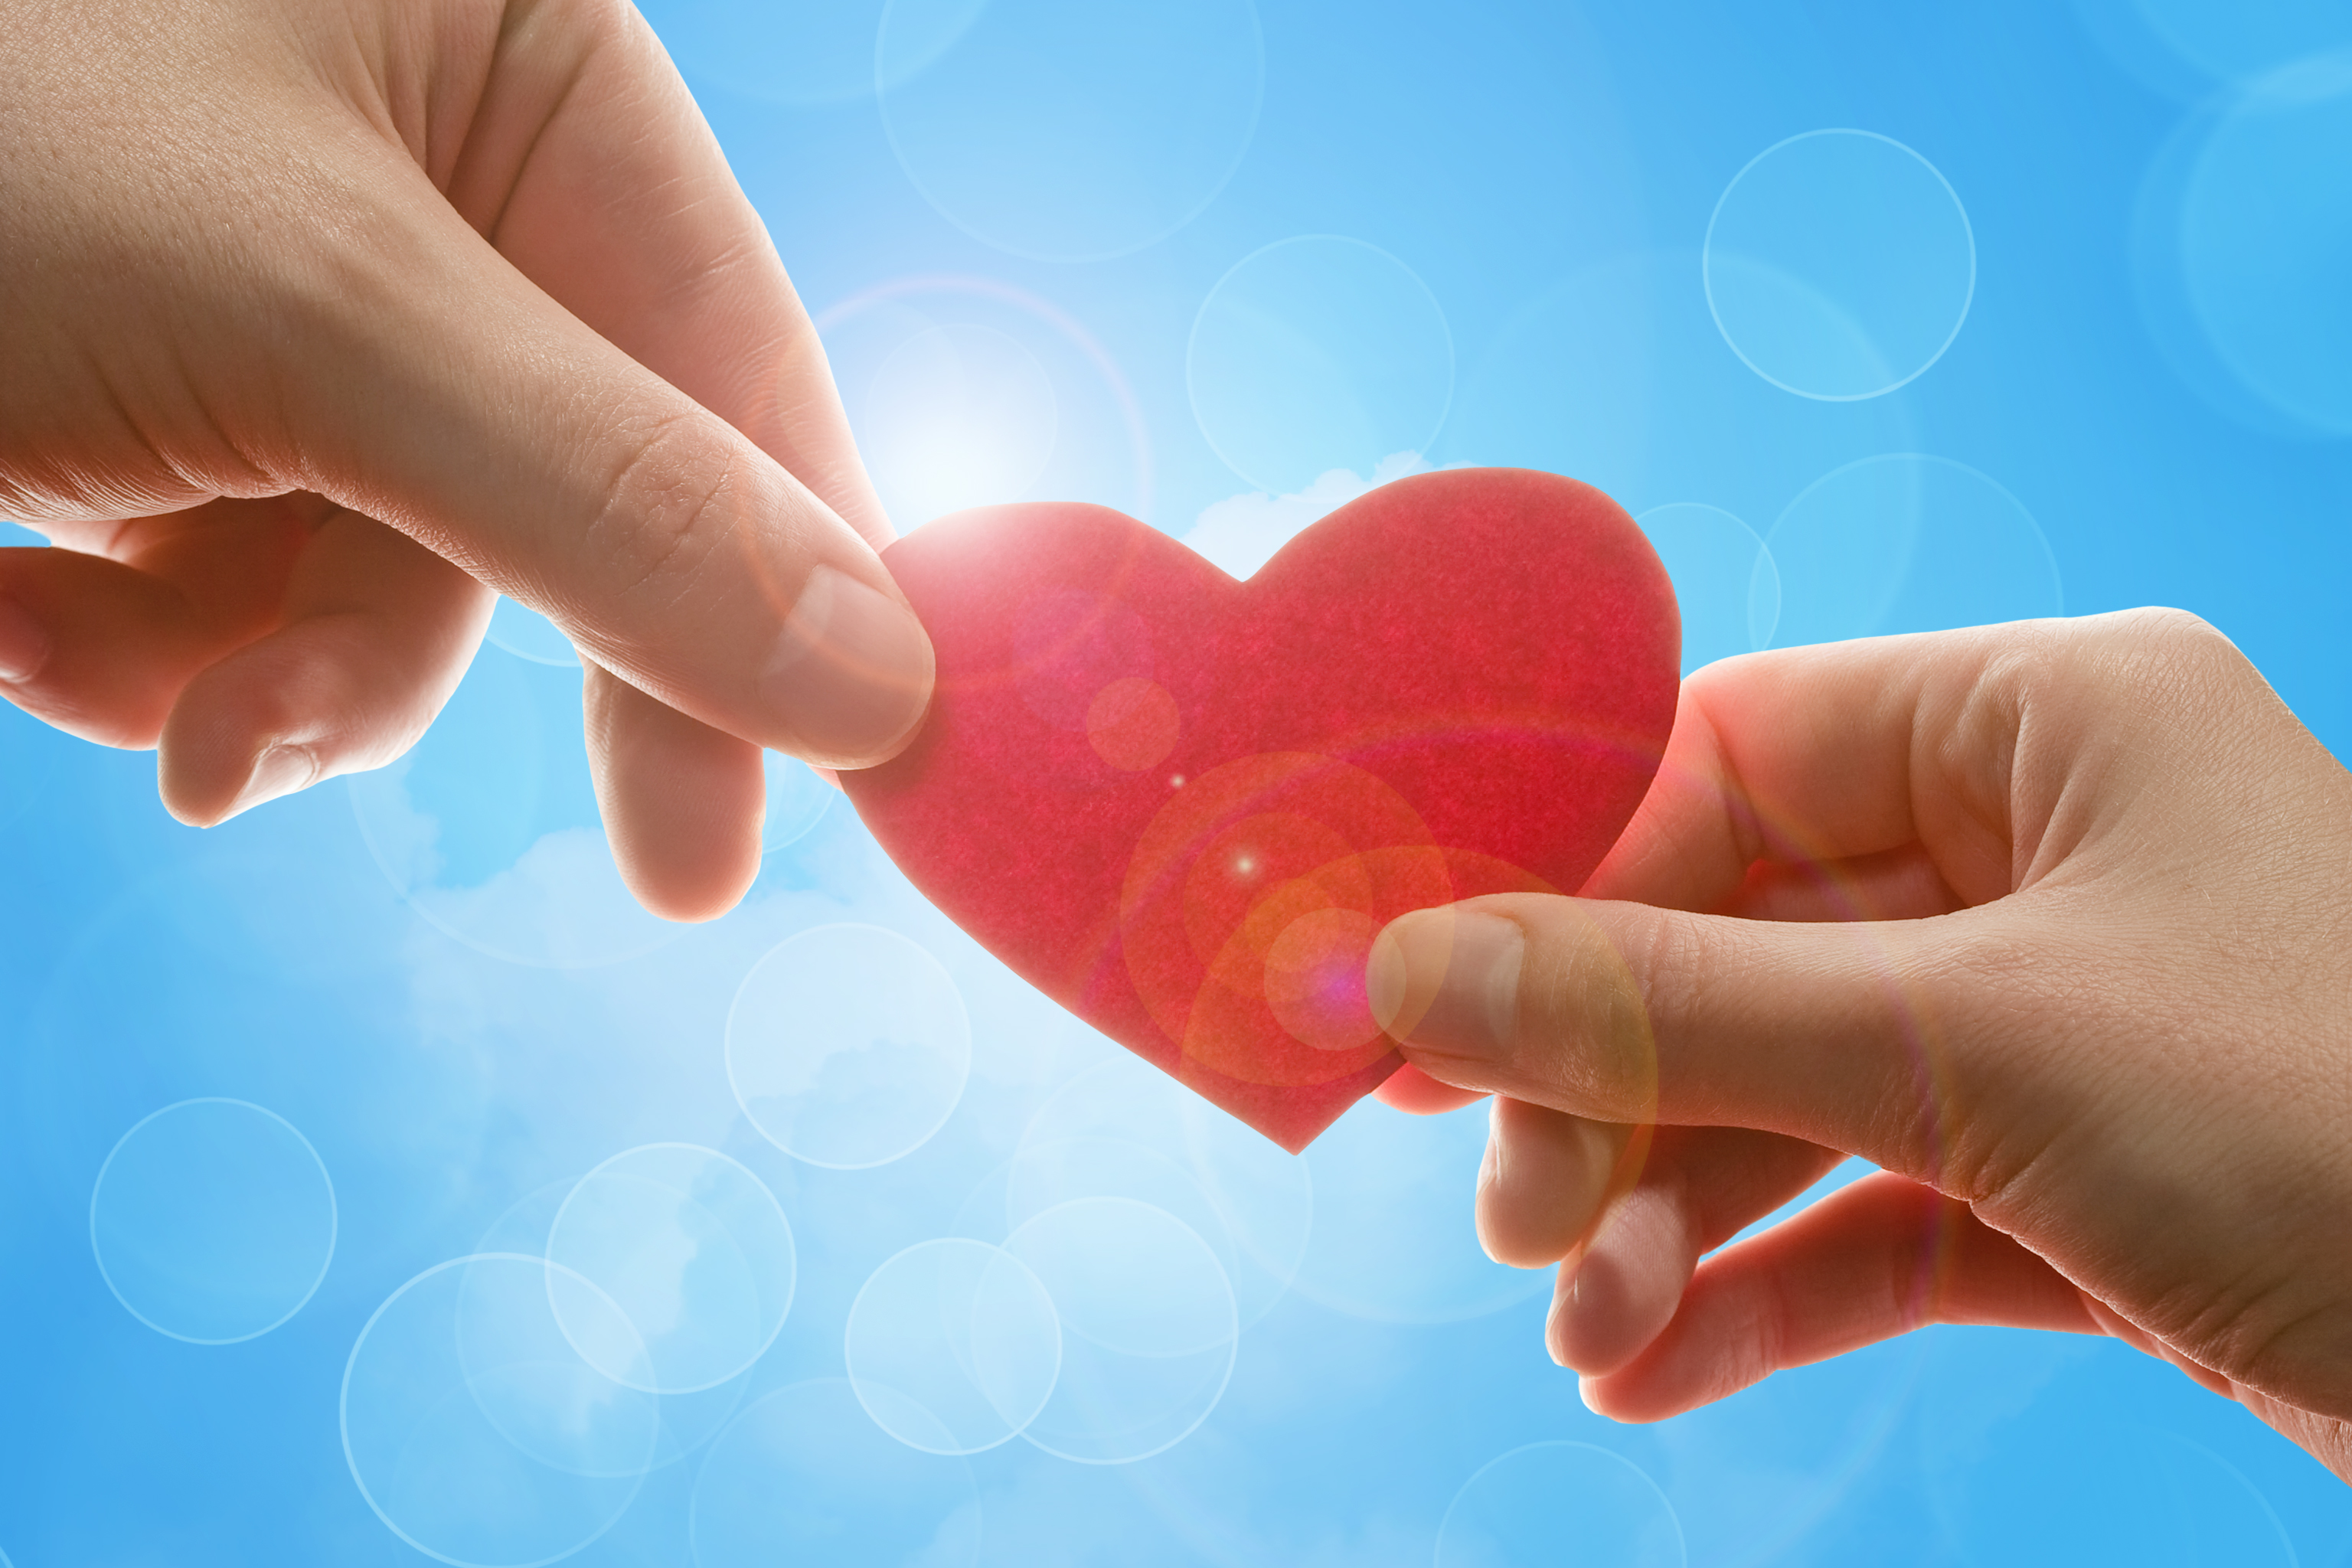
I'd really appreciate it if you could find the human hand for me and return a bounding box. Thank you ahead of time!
[1367,609,2352,1480]
[0,0,931,920]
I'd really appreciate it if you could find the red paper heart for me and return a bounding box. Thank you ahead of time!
[844,469,1681,1152]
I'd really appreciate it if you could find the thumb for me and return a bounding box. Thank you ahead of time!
[256,145,932,769]
[1367,893,1975,1178]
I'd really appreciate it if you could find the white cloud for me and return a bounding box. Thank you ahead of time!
[1181,451,1433,580]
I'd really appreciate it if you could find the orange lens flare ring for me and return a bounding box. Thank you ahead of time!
[1112,752,1642,1098]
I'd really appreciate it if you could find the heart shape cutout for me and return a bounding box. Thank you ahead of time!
[844,468,1681,1151]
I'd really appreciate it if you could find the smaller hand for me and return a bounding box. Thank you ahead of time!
[1369,609,2352,1481]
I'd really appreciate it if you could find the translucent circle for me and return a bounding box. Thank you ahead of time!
[2126,91,2332,441]
[548,1145,796,1396]
[348,652,683,969]
[1293,1099,1544,1324]
[846,1239,1061,1455]
[2135,0,2352,83]
[1704,129,1975,400]
[861,324,1059,528]
[1764,454,2062,648]
[1188,236,1455,493]
[642,0,978,108]
[90,1098,336,1344]
[877,0,1265,263]
[1003,1197,1236,1464]
[1635,504,1781,673]
[2180,54,2352,436]
[475,1180,754,1472]
[1438,1442,1686,1568]
[343,1254,662,1568]
[1440,250,1919,531]
[760,754,832,855]
[726,923,972,1169]
[691,1380,982,1568]
[485,598,580,668]
[1005,1055,1312,1328]
[1086,677,1181,771]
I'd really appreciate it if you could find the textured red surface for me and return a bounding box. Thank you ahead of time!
[843,469,1681,1152]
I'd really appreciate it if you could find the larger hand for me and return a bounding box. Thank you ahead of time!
[0,0,933,918]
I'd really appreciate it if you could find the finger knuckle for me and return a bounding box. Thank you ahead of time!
[587,409,750,622]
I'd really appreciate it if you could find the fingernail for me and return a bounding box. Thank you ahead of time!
[223,743,317,820]
[761,565,935,764]
[0,593,51,683]
[1367,909,1524,1055]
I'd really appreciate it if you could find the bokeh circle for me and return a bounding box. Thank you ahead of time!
[690,1379,982,1568]
[1439,249,1919,529]
[2178,53,2352,436]
[342,1253,663,1568]
[1001,1055,1312,1329]
[2132,0,2352,83]
[474,1179,755,1473]
[1188,236,1455,493]
[726,923,973,1169]
[1293,1099,1547,1325]
[547,1144,796,1395]
[845,1238,1062,1455]
[1704,129,1975,400]
[877,0,1265,262]
[1003,1196,1237,1464]
[90,1098,336,1344]
[1437,1442,1686,1568]
[1764,453,2061,648]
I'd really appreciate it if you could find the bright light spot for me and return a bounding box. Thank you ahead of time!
[859,323,1059,528]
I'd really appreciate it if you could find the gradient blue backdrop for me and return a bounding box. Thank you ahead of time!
[4,1,2350,1563]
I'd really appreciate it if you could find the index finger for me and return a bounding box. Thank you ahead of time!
[1583,625,2033,914]
[446,4,889,544]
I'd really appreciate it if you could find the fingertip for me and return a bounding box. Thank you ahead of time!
[761,565,936,768]
[1368,904,1523,1076]
[600,763,764,923]
[156,667,324,827]
[230,744,322,818]
[1573,1371,1664,1423]
[586,667,767,923]
[1370,1063,1486,1115]
[615,841,760,924]
[1476,1098,1633,1269]
[1539,1178,1701,1379]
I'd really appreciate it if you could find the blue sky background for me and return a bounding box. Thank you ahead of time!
[4,1,2351,1563]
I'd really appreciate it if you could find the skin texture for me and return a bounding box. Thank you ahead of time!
[0,0,934,920]
[1369,609,2352,1481]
